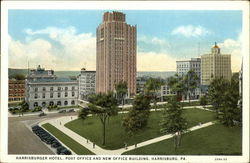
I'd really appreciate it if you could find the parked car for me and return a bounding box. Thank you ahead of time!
[58,110,66,113]
[57,146,67,154]
[51,142,61,148]
[67,109,75,113]
[38,112,46,116]
[60,149,72,155]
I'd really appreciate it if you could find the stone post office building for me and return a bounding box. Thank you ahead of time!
[25,65,78,109]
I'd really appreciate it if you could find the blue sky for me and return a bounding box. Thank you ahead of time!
[8,10,242,71]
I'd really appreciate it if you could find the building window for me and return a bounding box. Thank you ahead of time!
[57,101,61,106]
[64,101,68,106]
[58,87,61,91]
[34,102,38,107]
[71,100,75,105]
[58,92,61,98]
[72,92,75,97]
[42,102,46,107]
[42,93,45,98]
[42,87,46,91]
[35,88,38,92]
[49,101,54,106]
[65,92,68,97]
[72,86,75,90]
[65,87,68,91]
[50,87,53,91]
[34,93,38,99]
[50,93,53,98]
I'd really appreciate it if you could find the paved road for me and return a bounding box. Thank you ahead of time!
[8,112,77,155]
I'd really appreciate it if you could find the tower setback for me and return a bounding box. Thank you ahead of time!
[96,11,137,96]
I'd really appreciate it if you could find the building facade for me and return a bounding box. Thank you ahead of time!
[9,79,25,102]
[96,11,137,97]
[25,66,78,109]
[160,85,176,100]
[201,43,232,85]
[78,68,96,100]
[176,58,201,81]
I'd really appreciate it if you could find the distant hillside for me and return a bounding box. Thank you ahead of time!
[8,68,176,79]
[9,69,28,78]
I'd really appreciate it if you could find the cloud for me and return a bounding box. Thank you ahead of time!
[137,51,176,71]
[171,25,211,38]
[137,35,171,56]
[11,27,176,72]
[218,34,242,72]
[9,26,96,71]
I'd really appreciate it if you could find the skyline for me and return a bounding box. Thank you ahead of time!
[8,10,242,72]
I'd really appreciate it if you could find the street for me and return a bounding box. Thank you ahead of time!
[8,112,77,155]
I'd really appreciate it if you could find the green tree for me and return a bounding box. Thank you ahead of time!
[183,70,199,102]
[167,74,185,102]
[122,93,151,135]
[219,73,241,126]
[160,96,188,151]
[207,77,230,115]
[199,95,207,108]
[12,74,26,80]
[20,100,29,112]
[145,78,164,110]
[78,107,90,124]
[115,81,128,105]
[87,92,118,146]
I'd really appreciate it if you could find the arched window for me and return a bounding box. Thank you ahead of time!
[42,102,46,107]
[49,101,54,106]
[71,100,75,105]
[34,102,38,107]
[64,101,68,106]
[57,101,61,106]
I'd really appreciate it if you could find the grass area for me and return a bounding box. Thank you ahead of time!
[42,123,95,155]
[122,123,242,155]
[65,108,216,150]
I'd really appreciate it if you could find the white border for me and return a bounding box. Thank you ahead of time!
[1,1,249,163]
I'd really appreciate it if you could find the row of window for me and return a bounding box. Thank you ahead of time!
[9,90,25,93]
[34,86,75,92]
[162,91,176,95]
[177,64,200,68]
[9,94,24,97]
[34,92,76,99]
[33,100,75,107]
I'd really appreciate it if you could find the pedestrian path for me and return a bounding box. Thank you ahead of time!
[39,115,215,155]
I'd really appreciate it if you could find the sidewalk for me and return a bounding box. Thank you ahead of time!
[39,115,215,155]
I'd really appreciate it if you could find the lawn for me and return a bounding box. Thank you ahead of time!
[65,108,216,150]
[42,123,95,155]
[122,124,242,155]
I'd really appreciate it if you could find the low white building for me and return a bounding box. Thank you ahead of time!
[159,85,176,101]
[26,78,78,109]
[78,68,95,100]
[25,66,78,109]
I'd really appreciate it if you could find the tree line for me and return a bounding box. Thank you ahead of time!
[78,71,242,150]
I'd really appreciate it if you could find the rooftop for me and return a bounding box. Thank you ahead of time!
[29,77,77,83]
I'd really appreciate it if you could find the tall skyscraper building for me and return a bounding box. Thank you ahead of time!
[96,11,137,96]
[201,42,232,85]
